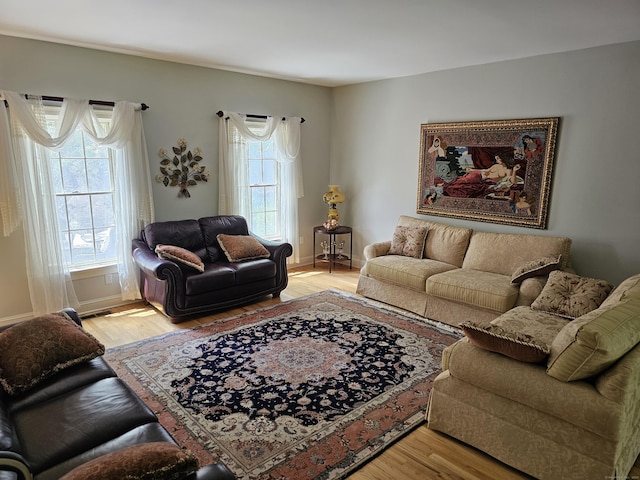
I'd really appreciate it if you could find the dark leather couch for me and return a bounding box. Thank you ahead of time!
[132,215,293,322]
[0,309,235,480]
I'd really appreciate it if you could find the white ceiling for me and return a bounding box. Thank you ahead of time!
[1,0,640,87]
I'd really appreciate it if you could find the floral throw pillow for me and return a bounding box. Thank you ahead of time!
[388,226,428,258]
[531,270,614,319]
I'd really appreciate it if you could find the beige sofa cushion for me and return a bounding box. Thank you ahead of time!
[547,297,640,382]
[388,225,428,258]
[443,339,622,440]
[531,271,613,319]
[601,273,640,308]
[424,222,472,267]
[362,255,457,292]
[395,215,472,267]
[462,231,571,276]
[461,307,567,363]
[427,269,519,313]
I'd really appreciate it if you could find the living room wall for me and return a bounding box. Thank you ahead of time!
[330,41,640,286]
[0,34,332,321]
[1,35,638,322]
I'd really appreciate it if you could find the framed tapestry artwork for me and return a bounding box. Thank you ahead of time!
[416,117,559,229]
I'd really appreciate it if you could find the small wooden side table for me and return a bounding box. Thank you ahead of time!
[313,225,353,273]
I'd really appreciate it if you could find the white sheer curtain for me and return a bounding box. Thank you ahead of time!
[0,90,154,315]
[218,111,303,263]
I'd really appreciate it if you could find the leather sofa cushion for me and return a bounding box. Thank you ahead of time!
[199,215,250,262]
[185,260,276,296]
[363,255,457,292]
[427,269,519,313]
[7,357,116,413]
[142,219,208,261]
[12,377,158,474]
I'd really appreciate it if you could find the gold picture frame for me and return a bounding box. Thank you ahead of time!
[417,117,559,229]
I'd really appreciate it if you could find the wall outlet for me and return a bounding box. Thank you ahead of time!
[105,274,113,284]
[299,236,304,244]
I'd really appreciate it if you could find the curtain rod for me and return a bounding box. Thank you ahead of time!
[2,94,149,110]
[216,110,304,123]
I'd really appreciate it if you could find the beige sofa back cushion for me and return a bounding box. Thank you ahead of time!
[546,297,640,382]
[396,215,472,267]
[601,273,640,308]
[462,232,572,276]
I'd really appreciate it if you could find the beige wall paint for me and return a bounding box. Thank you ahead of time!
[331,41,640,285]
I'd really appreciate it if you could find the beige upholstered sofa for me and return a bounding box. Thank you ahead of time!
[427,273,640,480]
[357,215,573,327]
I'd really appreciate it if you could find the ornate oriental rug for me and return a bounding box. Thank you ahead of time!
[105,290,461,479]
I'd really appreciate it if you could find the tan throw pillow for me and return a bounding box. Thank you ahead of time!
[217,234,270,262]
[155,244,205,272]
[0,312,105,395]
[388,226,428,258]
[547,297,640,381]
[511,254,563,284]
[531,271,613,319]
[60,442,199,480]
[461,308,567,363]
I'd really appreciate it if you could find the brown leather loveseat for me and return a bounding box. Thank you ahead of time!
[132,215,292,322]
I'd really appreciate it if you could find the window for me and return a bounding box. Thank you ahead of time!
[228,120,282,240]
[247,135,280,239]
[45,111,116,268]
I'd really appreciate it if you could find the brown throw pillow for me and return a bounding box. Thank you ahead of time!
[60,442,199,480]
[531,271,614,319]
[0,312,105,395]
[511,254,563,284]
[155,244,205,272]
[217,234,271,262]
[388,226,428,258]
[461,320,551,363]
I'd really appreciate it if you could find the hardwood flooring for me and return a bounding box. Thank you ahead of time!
[83,264,638,480]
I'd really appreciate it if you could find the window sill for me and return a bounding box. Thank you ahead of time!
[70,263,117,280]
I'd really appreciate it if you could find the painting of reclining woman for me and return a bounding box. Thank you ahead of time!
[416,117,559,229]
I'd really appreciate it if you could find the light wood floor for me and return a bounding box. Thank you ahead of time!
[83,265,637,480]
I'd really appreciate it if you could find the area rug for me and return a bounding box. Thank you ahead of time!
[105,289,461,479]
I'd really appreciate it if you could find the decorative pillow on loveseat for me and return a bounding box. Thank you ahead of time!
[511,254,563,284]
[546,297,640,381]
[0,312,105,395]
[388,225,428,258]
[59,442,199,480]
[531,270,613,319]
[155,244,205,273]
[217,234,271,262]
[461,306,568,363]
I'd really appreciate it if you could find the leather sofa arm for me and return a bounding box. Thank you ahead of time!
[363,241,391,260]
[132,240,185,282]
[0,451,33,480]
[251,233,293,293]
